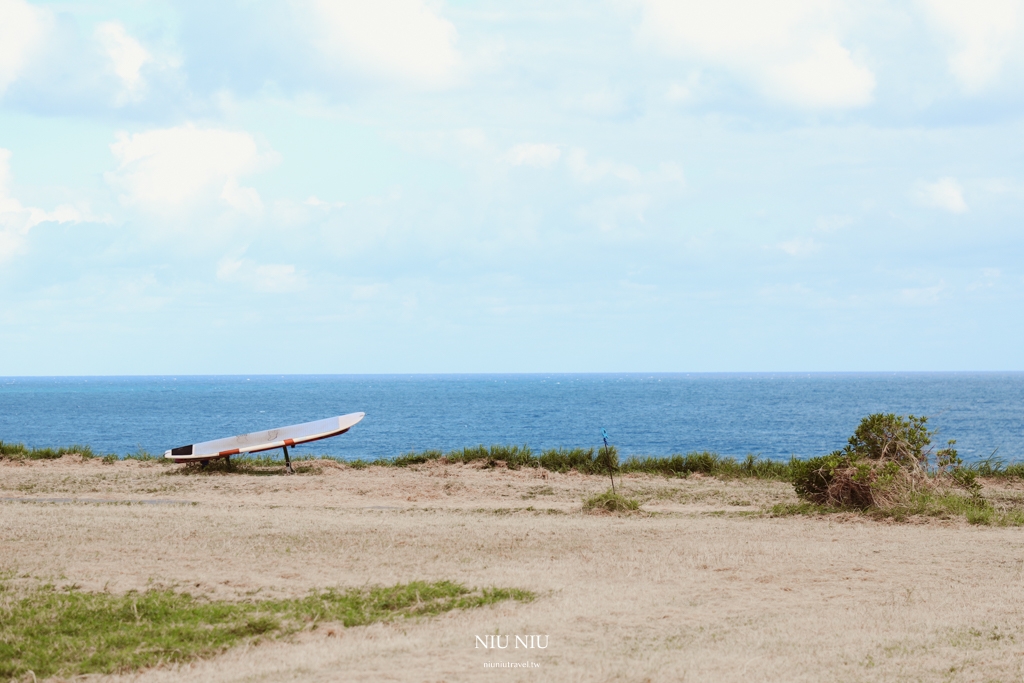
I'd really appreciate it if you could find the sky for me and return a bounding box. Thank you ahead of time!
[0,0,1022,374]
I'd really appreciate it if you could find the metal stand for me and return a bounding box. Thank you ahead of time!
[282,445,294,474]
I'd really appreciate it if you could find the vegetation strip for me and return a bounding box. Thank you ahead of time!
[0,579,533,679]
[770,491,1024,526]
[4,438,1023,481]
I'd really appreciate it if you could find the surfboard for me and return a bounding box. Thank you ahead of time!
[163,412,365,464]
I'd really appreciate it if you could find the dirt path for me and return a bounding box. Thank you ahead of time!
[3,457,1024,682]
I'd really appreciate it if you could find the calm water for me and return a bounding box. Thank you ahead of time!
[1,374,1022,463]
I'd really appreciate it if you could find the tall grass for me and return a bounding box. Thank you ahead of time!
[353,445,795,480]
[620,452,792,479]
[967,454,1024,479]
[366,445,1024,483]
[0,441,96,460]
[8,438,1024,483]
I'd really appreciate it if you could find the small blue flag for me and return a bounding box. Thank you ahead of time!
[601,428,609,447]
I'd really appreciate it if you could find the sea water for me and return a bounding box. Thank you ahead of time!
[1,373,1022,463]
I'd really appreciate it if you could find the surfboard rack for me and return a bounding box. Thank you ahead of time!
[163,413,365,474]
[282,445,294,474]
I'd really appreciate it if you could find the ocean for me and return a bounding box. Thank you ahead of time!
[1,373,1022,463]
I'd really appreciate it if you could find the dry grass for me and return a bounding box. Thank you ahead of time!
[3,456,1024,682]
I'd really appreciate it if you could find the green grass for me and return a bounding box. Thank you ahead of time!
[122,448,164,462]
[0,441,795,481]
[583,489,641,513]
[875,491,1024,525]
[621,452,792,479]
[0,579,533,679]
[0,441,97,460]
[967,455,1024,479]
[768,501,838,516]
[11,439,1024,485]
[349,445,796,480]
[770,492,1024,526]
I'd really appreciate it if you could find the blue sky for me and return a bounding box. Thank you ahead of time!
[1,0,1022,374]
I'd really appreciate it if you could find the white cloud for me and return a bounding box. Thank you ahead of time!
[778,237,819,256]
[565,150,685,190]
[0,0,48,94]
[217,256,307,293]
[665,73,703,104]
[566,149,642,184]
[563,86,630,117]
[95,22,152,102]
[577,193,651,232]
[919,0,1022,92]
[655,162,686,186]
[815,214,854,232]
[0,149,81,262]
[105,125,276,213]
[637,0,875,108]
[968,267,1001,290]
[305,195,346,209]
[352,283,387,301]
[665,82,691,103]
[899,283,944,305]
[914,177,968,213]
[308,0,460,88]
[764,37,876,108]
[503,143,562,167]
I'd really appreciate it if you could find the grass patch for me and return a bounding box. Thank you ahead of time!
[0,441,97,461]
[122,449,165,463]
[583,489,641,514]
[769,502,843,517]
[0,579,532,679]
[357,445,794,480]
[621,452,792,479]
[873,491,1024,525]
[770,492,1024,526]
[968,454,1024,480]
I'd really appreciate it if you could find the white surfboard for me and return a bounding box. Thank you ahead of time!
[163,412,365,464]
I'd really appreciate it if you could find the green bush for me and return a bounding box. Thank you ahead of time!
[847,413,931,466]
[792,414,976,509]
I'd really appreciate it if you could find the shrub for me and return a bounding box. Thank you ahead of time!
[792,414,975,509]
[583,489,640,514]
[847,413,931,466]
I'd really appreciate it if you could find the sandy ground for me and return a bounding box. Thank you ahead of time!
[3,456,1024,682]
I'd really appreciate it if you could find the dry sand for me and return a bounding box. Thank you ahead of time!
[2,456,1024,682]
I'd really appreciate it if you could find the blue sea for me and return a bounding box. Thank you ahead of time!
[1,374,1022,463]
